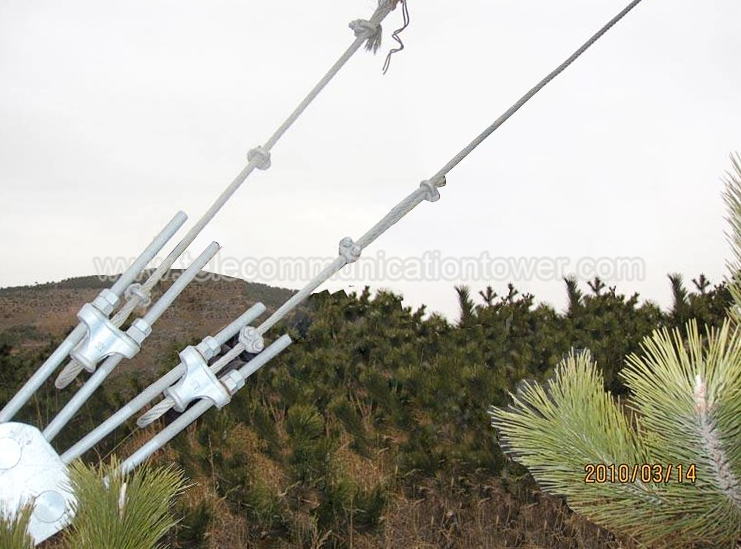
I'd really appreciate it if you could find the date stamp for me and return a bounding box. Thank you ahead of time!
[584,463,697,484]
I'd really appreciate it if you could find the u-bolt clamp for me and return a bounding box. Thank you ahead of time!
[165,346,231,412]
[165,326,267,412]
[71,304,151,372]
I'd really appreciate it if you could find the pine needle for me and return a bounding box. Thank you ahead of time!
[62,458,187,549]
[0,505,34,549]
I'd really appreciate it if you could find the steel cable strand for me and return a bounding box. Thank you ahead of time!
[135,0,642,439]
[54,0,399,389]
[429,0,644,186]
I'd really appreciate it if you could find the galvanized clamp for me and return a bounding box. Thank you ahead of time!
[164,346,231,411]
[71,304,152,373]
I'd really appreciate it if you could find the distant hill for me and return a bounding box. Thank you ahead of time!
[0,272,297,380]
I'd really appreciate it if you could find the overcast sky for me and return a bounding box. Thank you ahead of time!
[1,0,739,320]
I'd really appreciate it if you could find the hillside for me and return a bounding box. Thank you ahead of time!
[0,272,296,382]
[0,274,733,548]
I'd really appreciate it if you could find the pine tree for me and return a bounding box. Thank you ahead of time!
[62,458,187,549]
[0,506,34,549]
[0,460,186,549]
[489,152,741,548]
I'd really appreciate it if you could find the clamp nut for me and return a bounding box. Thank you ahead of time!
[196,336,221,361]
[92,289,120,316]
[220,370,245,396]
[127,318,152,345]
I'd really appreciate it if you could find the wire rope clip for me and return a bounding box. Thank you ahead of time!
[247,146,272,170]
[238,326,265,354]
[339,237,362,263]
[124,283,152,309]
[165,346,231,411]
[71,304,151,373]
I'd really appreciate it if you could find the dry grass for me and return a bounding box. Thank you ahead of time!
[371,483,637,549]
[331,436,386,493]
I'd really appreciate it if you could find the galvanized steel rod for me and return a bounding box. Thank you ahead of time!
[43,242,220,441]
[141,242,220,325]
[0,325,87,423]
[61,303,266,462]
[237,335,292,379]
[0,211,187,421]
[109,210,189,297]
[120,335,292,475]
[56,1,396,387]
[43,354,126,441]
[61,366,183,463]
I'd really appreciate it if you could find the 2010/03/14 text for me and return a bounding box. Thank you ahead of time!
[584,463,697,484]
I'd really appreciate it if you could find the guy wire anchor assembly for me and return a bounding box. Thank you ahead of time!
[0,0,644,544]
[0,1,407,542]
[52,0,397,391]
[0,210,189,424]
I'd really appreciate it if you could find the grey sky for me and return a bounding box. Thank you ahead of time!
[1,0,739,319]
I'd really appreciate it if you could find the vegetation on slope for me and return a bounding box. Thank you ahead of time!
[0,271,731,548]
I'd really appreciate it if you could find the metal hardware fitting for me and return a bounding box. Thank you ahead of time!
[247,146,272,170]
[419,180,441,202]
[0,423,76,544]
[71,304,152,372]
[91,288,120,315]
[195,335,221,361]
[339,236,362,263]
[124,283,152,309]
[164,346,231,411]
[239,326,265,353]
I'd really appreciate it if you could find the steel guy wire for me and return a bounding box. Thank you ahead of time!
[54,0,400,389]
[133,0,645,437]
